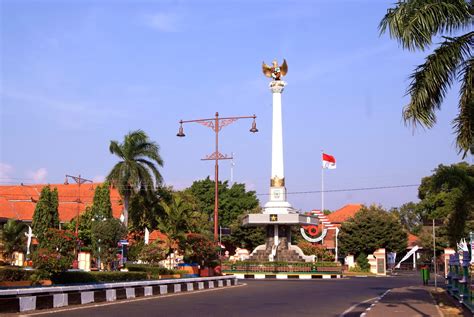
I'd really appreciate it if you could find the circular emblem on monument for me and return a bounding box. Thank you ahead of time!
[300,210,331,243]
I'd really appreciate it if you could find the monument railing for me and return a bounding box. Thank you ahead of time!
[221,261,342,274]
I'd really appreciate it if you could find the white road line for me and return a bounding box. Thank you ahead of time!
[19,283,246,316]
[339,296,380,317]
[339,289,391,317]
[358,289,391,317]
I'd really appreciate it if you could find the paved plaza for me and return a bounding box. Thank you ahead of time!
[21,273,440,317]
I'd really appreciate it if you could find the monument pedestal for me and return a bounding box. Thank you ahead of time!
[243,213,318,262]
[242,63,318,262]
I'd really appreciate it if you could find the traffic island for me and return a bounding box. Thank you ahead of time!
[222,261,342,279]
[0,276,238,313]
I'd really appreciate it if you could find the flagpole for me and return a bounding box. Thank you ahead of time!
[321,150,324,213]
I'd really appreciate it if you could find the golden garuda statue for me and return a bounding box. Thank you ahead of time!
[262,59,288,80]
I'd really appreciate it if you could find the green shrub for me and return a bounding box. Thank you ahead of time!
[51,271,148,284]
[297,241,335,261]
[356,253,370,272]
[181,233,219,267]
[0,267,35,282]
[138,241,167,265]
[127,241,144,262]
[32,229,76,279]
[126,264,182,278]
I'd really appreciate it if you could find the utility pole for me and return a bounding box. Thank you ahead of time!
[177,112,258,241]
[64,174,93,235]
[230,152,235,185]
[433,218,437,289]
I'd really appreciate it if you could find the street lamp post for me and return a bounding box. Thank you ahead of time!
[177,112,258,241]
[64,174,93,236]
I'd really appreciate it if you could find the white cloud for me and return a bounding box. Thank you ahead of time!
[92,175,105,182]
[0,162,14,181]
[145,12,181,32]
[27,168,48,182]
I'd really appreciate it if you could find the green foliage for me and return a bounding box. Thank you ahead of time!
[181,233,219,267]
[356,253,370,272]
[64,207,94,251]
[0,267,35,281]
[126,264,182,278]
[379,0,474,157]
[297,241,334,261]
[390,202,423,234]
[91,218,127,270]
[65,183,116,251]
[0,219,27,261]
[417,163,474,247]
[139,240,167,265]
[156,194,207,257]
[185,177,262,250]
[107,130,164,227]
[32,229,76,278]
[128,186,173,232]
[185,177,259,227]
[222,261,342,273]
[127,240,145,262]
[32,186,59,245]
[224,218,265,252]
[91,182,113,219]
[339,205,408,256]
[51,271,148,284]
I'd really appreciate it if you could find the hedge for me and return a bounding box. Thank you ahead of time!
[51,271,148,284]
[126,264,184,277]
[0,267,35,282]
[222,261,341,267]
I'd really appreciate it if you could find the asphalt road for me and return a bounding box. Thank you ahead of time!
[27,274,423,317]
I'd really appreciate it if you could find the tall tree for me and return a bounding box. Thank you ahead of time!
[91,182,113,219]
[91,218,127,270]
[107,130,164,228]
[390,202,423,234]
[417,162,474,246]
[339,205,408,256]
[379,0,473,157]
[128,186,174,232]
[67,183,115,250]
[185,177,260,227]
[184,177,263,250]
[32,185,59,245]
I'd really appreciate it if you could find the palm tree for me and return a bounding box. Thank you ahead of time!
[156,196,194,267]
[379,0,473,157]
[107,130,164,228]
[0,219,27,263]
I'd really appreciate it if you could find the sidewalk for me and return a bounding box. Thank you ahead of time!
[364,286,442,317]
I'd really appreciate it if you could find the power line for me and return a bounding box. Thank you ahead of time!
[256,184,420,196]
[0,183,420,198]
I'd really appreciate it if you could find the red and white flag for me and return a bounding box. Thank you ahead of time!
[322,153,336,169]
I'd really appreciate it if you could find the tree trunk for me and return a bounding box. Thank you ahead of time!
[123,194,129,228]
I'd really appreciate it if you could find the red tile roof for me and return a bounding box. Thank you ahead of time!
[327,204,363,223]
[407,233,420,248]
[0,183,123,222]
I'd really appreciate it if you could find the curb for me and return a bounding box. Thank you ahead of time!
[428,288,445,317]
[228,273,341,279]
[0,276,237,313]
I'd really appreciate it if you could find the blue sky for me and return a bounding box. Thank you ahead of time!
[0,0,469,212]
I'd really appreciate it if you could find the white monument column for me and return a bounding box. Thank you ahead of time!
[264,80,293,214]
